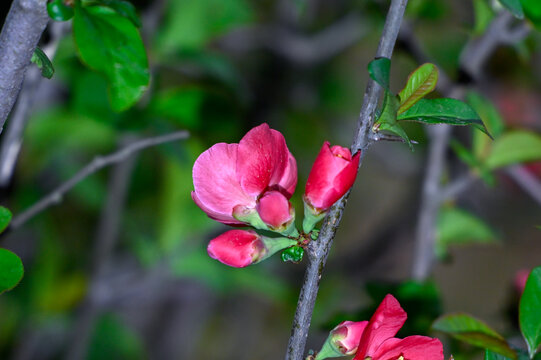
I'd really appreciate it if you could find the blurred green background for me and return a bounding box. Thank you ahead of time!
[0,0,540,359]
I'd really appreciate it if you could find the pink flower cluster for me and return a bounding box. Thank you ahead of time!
[319,294,443,360]
[192,123,360,267]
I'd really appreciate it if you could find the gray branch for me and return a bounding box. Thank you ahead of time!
[285,1,409,359]
[8,131,189,231]
[0,0,49,134]
[505,165,541,207]
[0,21,70,186]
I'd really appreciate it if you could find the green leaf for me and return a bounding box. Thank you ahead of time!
[73,4,149,111]
[486,349,514,360]
[450,140,495,186]
[0,249,24,294]
[436,207,498,257]
[281,246,304,263]
[47,0,74,21]
[521,0,541,29]
[520,266,541,358]
[374,91,412,149]
[498,0,525,18]
[474,0,495,34]
[485,131,541,169]
[31,47,55,79]
[397,98,491,137]
[368,57,391,90]
[466,91,505,160]
[99,0,141,27]
[398,63,438,114]
[0,206,12,234]
[432,313,517,359]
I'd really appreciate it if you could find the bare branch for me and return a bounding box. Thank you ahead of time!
[285,1,409,359]
[0,0,49,134]
[505,165,541,207]
[406,11,530,281]
[8,131,189,231]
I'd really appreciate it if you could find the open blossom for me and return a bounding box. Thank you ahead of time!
[304,142,360,212]
[351,294,443,360]
[192,123,297,228]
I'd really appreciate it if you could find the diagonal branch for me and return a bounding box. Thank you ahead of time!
[7,131,189,232]
[0,0,49,134]
[285,1,409,359]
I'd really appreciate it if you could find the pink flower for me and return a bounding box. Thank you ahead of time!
[304,142,360,212]
[192,123,297,227]
[207,230,267,268]
[351,294,444,360]
[329,321,369,355]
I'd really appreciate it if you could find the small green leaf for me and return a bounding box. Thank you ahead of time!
[0,207,12,234]
[466,91,505,161]
[368,57,391,90]
[450,140,495,186]
[47,0,74,21]
[486,349,513,360]
[436,207,497,257]
[73,4,149,111]
[398,63,438,114]
[485,131,541,169]
[521,0,541,29]
[100,0,141,27]
[474,0,495,34]
[498,0,525,19]
[0,248,24,294]
[432,313,517,359]
[519,266,541,358]
[281,246,304,263]
[374,91,412,149]
[31,47,55,79]
[397,98,491,137]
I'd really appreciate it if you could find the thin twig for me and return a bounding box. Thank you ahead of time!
[505,165,541,207]
[65,136,138,360]
[8,131,189,231]
[440,173,478,202]
[0,0,49,134]
[285,1,409,359]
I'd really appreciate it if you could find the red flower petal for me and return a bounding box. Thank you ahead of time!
[276,152,298,198]
[372,336,444,360]
[193,143,254,223]
[354,294,407,359]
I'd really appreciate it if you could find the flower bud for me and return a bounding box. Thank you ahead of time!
[207,230,266,268]
[305,142,360,212]
[207,230,297,268]
[315,321,368,359]
[256,191,295,231]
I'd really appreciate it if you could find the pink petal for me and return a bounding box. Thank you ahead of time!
[256,190,294,229]
[237,124,289,197]
[191,192,244,225]
[354,294,407,359]
[193,143,255,223]
[372,336,444,360]
[276,152,298,198]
